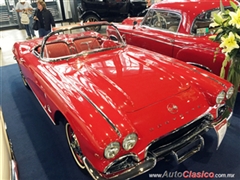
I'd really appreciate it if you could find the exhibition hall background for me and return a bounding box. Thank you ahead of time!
[0,0,81,29]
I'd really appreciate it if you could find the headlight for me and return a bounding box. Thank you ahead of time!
[226,87,234,99]
[104,142,120,159]
[123,133,138,151]
[216,91,225,104]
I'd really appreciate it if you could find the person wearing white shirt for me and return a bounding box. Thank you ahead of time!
[16,0,36,40]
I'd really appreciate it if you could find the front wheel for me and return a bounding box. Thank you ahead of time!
[65,123,85,169]
[83,14,101,32]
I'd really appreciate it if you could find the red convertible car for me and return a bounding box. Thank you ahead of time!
[108,0,238,78]
[13,22,233,179]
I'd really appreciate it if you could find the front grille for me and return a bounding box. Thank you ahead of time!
[147,116,210,158]
[105,155,138,175]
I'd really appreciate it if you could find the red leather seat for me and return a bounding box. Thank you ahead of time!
[101,40,117,48]
[73,38,100,53]
[44,42,71,58]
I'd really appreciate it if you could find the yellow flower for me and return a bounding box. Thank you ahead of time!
[229,9,240,29]
[220,32,239,54]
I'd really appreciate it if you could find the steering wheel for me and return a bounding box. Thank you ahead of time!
[152,14,167,28]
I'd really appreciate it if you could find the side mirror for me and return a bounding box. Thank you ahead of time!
[133,21,138,29]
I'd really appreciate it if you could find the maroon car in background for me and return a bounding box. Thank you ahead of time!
[108,0,238,79]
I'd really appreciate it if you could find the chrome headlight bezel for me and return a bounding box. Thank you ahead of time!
[122,133,138,151]
[104,142,120,159]
[216,91,226,104]
[226,87,234,99]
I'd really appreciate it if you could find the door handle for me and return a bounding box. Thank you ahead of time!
[169,39,175,43]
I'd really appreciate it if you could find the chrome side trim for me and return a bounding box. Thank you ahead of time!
[77,90,122,137]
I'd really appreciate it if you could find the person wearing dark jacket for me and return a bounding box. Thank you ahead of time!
[34,0,55,37]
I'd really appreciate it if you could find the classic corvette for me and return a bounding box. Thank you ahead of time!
[108,0,238,79]
[13,22,233,179]
[0,107,19,180]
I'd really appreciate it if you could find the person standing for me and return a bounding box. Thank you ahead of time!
[16,0,36,40]
[34,0,55,37]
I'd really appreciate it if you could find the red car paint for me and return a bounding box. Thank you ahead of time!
[110,0,239,80]
[13,22,233,179]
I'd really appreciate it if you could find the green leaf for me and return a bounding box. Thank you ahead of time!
[230,0,238,10]
[214,31,225,41]
[220,0,225,13]
[222,57,228,67]
[220,56,230,78]
[229,48,239,58]
[220,66,226,78]
[226,55,231,62]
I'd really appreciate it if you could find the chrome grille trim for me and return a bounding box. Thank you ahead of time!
[144,107,212,158]
[104,153,139,174]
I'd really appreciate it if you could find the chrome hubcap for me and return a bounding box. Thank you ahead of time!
[66,123,85,169]
[84,17,100,32]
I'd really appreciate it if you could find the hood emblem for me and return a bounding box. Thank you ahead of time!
[167,103,178,114]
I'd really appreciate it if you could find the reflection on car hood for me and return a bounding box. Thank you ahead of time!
[58,46,192,113]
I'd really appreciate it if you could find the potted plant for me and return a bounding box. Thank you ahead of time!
[210,0,240,109]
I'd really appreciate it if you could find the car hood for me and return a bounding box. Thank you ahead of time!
[59,46,191,113]
[50,45,211,141]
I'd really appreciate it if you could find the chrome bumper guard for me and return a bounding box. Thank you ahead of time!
[83,155,156,180]
[83,106,232,180]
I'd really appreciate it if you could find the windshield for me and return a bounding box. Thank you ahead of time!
[40,23,125,61]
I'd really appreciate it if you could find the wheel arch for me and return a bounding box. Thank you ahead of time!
[186,62,212,72]
[175,47,221,74]
[54,110,66,125]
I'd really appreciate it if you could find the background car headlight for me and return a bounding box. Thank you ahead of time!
[123,133,138,151]
[226,87,234,99]
[216,91,225,104]
[104,142,120,159]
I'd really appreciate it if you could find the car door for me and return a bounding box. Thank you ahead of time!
[83,0,106,15]
[126,9,181,57]
[107,0,129,16]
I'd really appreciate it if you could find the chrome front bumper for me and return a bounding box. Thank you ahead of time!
[83,106,232,180]
[83,155,156,180]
